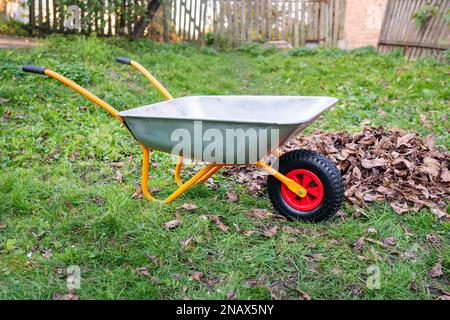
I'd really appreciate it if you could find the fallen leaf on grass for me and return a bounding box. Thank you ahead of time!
[429,263,443,278]
[328,240,340,246]
[426,233,440,245]
[53,289,79,300]
[419,113,431,129]
[353,237,365,251]
[305,253,324,261]
[42,249,52,259]
[299,292,311,300]
[409,280,417,292]
[132,184,143,199]
[181,203,198,211]
[109,162,125,170]
[207,215,229,233]
[348,284,365,298]
[263,225,279,238]
[68,152,79,162]
[226,289,237,300]
[248,208,271,220]
[114,170,124,182]
[190,271,203,282]
[151,186,161,193]
[438,291,450,300]
[180,237,194,248]
[164,219,181,229]
[233,224,256,237]
[225,190,239,202]
[36,133,48,143]
[282,225,303,234]
[147,255,163,266]
[0,224,6,229]
[269,284,285,300]
[382,236,397,247]
[135,267,150,277]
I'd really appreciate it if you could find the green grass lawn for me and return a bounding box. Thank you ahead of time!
[0,36,448,299]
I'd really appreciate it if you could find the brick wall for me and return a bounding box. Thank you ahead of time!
[340,0,388,49]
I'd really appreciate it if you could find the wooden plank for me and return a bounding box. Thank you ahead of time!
[293,0,299,46]
[260,0,265,40]
[198,0,203,42]
[267,0,272,39]
[378,40,449,51]
[234,0,239,46]
[280,0,285,40]
[213,0,219,48]
[378,0,393,43]
[319,0,325,45]
[194,0,199,41]
[58,0,64,32]
[187,0,193,40]
[108,0,113,36]
[163,0,170,42]
[241,0,246,44]
[178,0,183,37]
[430,1,449,46]
[287,0,292,43]
[255,0,260,40]
[201,0,208,45]
[300,0,305,45]
[332,0,340,45]
[226,0,232,47]
[247,0,252,41]
[45,0,50,30]
[29,0,35,33]
[38,0,43,31]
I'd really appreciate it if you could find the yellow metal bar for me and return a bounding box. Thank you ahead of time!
[140,145,216,203]
[127,60,186,187]
[197,165,224,184]
[44,70,123,124]
[129,61,174,100]
[256,161,307,198]
[174,156,184,187]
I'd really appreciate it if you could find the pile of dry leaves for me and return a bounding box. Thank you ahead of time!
[225,127,449,219]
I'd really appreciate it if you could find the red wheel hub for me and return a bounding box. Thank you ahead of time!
[280,169,324,211]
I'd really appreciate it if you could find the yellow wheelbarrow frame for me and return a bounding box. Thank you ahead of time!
[22,61,307,203]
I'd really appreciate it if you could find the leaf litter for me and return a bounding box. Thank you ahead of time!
[225,127,449,219]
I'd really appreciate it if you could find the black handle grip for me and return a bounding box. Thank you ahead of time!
[22,65,47,75]
[116,57,132,65]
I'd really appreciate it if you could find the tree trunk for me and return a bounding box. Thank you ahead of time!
[131,0,163,39]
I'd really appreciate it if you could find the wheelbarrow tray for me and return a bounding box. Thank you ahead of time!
[119,95,338,164]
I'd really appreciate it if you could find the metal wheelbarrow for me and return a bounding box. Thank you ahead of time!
[22,58,343,222]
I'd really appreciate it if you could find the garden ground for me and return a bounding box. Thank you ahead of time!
[0,36,448,299]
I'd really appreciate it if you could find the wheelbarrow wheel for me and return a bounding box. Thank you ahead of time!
[267,149,344,222]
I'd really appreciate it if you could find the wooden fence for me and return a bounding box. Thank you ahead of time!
[175,0,346,48]
[378,0,450,60]
[27,0,346,48]
[28,0,147,36]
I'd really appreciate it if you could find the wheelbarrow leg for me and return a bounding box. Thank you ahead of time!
[140,145,217,203]
[116,57,188,189]
[197,165,224,184]
[174,156,184,187]
[174,158,226,186]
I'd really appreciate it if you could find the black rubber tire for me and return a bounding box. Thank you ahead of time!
[267,149,344,222]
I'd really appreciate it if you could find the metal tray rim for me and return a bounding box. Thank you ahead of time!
[118,95,338,126]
